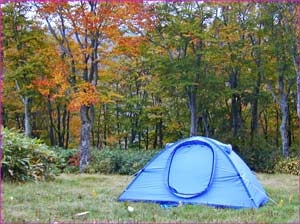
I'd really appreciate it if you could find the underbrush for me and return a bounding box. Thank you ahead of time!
[2,128,77,182]
[85,148,158,175]
[1,126,157,180]
[221,136,281,173]
[3,127,297,182]
[2,128,58,182]
[274,157,299,175]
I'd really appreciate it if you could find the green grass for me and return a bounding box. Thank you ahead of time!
[3,173,299,223]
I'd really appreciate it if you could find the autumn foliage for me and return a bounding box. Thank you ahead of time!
[2,2,299,173]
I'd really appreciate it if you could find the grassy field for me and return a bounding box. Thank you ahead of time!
[3,173,299,223]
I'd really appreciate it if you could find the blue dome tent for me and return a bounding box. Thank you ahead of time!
[118,136,268,208]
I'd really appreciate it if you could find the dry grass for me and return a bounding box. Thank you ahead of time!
[257,173,298,193]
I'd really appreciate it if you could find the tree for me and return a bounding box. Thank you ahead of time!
[215,3,253,138]
[2,1,299,163]
[3,2,50,137]
[37,1,151,171]
[146,2,215,136]
[32,46,71,148]
[261,3,296,157]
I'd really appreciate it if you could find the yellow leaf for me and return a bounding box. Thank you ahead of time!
[92,190,97,198]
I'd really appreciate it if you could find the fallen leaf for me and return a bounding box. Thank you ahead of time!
[74,211,90,217]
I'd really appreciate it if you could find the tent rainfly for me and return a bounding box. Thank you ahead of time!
[118,136,268,209]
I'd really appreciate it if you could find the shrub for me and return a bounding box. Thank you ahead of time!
[85,148,158,175]
[50,147,78,172]
[274,157,299,175]
[221,136,280,173]
[288,144,298,158]
[2,128,58,182]
[68,151,80,167]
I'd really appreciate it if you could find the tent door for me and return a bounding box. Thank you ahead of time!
[167,140,215,198]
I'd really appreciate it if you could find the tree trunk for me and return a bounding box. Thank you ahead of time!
[280,102,289,157]
[276,107,279,147]
[130,111,136,145]
[153,123,158,149]
[250,72,261,140]
[287,105,292,146]
[231,93,242,137]
[260,111,268,140]
[2,107,8,127]
[116,99,121,147]
[130,123,136,144]
[229,71,242,137]
[65,111,70,149]
[15,80,31,137]
[267,80,292,157]
[56,105,64,147]
[103,104,107,146]
[47,98,55,146]
[145,127,149,150]
[23,97,31,138]
[201,111,209,137]
[61,105,68,148]
[96,110,102,149]
[159,117,163,148]
[249,32,263,141]
[187,88,197,136]
[91,121,95,148]
[16,114,22,129]
[90,104,95,147]
[250,97,258,139]
[125,135,128,150]
[79,105,91,172]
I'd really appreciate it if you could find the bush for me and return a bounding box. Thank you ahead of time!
[85,149,158,175]
[50,147,78,172]
[288,144,298,158]
[67,151,81,168]
[222,136,280,173]
[2,128,58,182]
[274,157,299,175]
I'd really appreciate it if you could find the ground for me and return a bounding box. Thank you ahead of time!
[3,173,299,223]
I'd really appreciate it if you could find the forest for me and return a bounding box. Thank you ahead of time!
[2,1,300,173]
